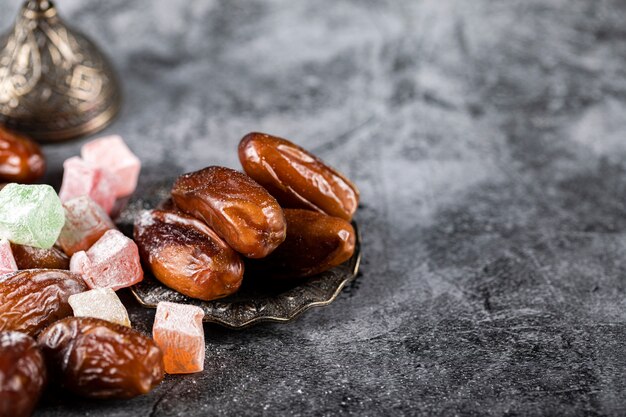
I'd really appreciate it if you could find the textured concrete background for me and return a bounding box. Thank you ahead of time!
[2,0,626,415]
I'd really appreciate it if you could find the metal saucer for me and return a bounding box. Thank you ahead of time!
[121,178,363,329]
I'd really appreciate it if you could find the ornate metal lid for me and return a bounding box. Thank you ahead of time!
[0,0,121,142]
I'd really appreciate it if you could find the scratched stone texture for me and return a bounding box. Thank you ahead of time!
[1,0,625,416]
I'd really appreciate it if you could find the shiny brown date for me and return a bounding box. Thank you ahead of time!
[11,243,70,270]
[238,132,359,221]
[0,331,46,417]
[0,270,86,336]
[134,209,244,301]
[38,317,164,399]
[251,209,356,278]
[171,166,286,258]
[0,126,45,183]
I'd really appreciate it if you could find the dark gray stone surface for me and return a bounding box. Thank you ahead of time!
[1,0,626,415]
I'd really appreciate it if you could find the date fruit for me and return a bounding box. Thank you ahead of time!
[134,209,244,300]
[171,166,286,258]
[0,270,86,336]
[238,132,359,221]
[38,317,164,399]
[0,331,46,417]
[251,209,356,278]
[10,243,70,270]
[0,126,45,183]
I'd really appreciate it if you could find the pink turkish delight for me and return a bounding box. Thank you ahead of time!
[0,238,17,275]
[57,196,115,256]
[152,301,205,374]
[70,229,143,290]
[58,156,116,215]
[81,135,141,198]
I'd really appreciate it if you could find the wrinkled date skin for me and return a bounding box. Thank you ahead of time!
[0,270,86,336]
[38,317,164,399]
[251,209,356,278]
[0,331,46,417]
[11,243,70,270]
[134,209,244,301]
[0,126,45,183]
[238,132,360,221]
[171,166,286,258]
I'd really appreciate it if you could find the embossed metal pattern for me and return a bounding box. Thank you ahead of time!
[0,1,120,142]
[122,178,362,329]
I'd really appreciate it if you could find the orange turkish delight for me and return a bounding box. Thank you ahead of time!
[152,302,205,374]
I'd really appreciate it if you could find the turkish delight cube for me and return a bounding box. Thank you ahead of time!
[152,301,205,374]
[81,135,141,198]
[57,195,115,256]
[0,183,65,249]
[70,229,143,290]
[68,287,131,327]
[59,156,116,215]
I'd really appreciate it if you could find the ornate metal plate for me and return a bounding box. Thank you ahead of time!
[130,230,360,329]
[122,178,362,329]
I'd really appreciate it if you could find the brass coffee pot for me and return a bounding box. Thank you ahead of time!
[0,0,120,142]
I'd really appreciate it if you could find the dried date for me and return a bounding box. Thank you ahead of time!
[38,317,164,399]
[171,166,286,258]
[134,209,244,300]
[11,243,69,270]
[0,270,86,336]
[250,209,356,278]
[0,331,46,417]
[0,126,45,183]
[238,132,359,221]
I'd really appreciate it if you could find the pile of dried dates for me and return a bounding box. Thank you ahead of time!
[0,271,164,416]
[135,132,360,300]
[0,132,360,415]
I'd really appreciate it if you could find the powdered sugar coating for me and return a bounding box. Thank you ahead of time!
[58,196,115,256]
[0,183,65,249]
[152,301,205,374]
[59,157,116,215]
[68,288,131,327]
[81,135,141,198]
[70,230,143,291]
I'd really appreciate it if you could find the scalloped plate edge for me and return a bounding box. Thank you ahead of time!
[130,224,362,329]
